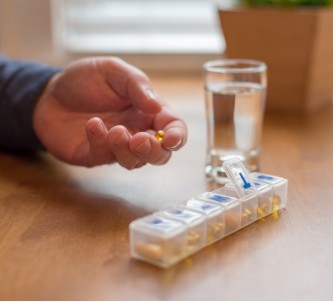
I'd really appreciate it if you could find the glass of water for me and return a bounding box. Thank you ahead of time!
[203,59,267,183]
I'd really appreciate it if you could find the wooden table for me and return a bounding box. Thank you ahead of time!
[1,75,333,300]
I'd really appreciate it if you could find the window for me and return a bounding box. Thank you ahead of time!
[52,0,234,55]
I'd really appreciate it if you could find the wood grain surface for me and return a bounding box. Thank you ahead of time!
[0,75,332,300]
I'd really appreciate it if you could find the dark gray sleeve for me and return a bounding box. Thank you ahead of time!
[0,55,62,151]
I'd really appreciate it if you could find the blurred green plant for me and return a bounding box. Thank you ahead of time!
[240,0,333,6]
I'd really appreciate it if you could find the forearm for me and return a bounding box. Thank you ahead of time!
[0,55,61,151]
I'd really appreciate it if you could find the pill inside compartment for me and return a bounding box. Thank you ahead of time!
[159,207,206,255]
[197,191,241,236]
[129,215,187,268]
[183,198,225,245]
[222,158,259,227]
[252,181,274,218]
[250,173,288,211]
[222,184,258,227]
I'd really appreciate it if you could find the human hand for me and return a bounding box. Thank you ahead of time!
[33,57,187,169]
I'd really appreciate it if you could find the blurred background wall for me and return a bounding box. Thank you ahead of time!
[0,0,54,61]
[0,0,231,72]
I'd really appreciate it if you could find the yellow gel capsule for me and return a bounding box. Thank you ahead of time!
[154,130,165,142]
[211,222,224,235]
[187,232,200,245]
[258,203,268,216]
[272,195,282,211]
[258,207,265,216]
[207,225,219,241]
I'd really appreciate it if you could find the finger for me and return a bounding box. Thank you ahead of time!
[85,117,114,165]
[153,106,187,151]
[108,125,146,170]
[129,132,172,165]
[99,57,162,114]
[162,122,187,151]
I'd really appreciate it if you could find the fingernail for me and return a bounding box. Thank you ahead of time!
[96,121,105,133]
[88,119,104,134]
[135,139,151,154]
[146,88,157,100]
[169,139,183,150]
[113,131,129,146]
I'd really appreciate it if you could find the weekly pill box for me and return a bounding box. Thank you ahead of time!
[129,158,288,268]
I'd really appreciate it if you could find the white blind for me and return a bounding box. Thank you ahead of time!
[54,0,231,54]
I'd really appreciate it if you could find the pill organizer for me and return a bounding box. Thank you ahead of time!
[129,158,288,268]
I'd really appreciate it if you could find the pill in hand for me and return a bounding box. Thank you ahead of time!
[154,130,165,142]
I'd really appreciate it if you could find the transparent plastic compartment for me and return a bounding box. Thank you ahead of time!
[222,158,259,226]
[196,191,241,236]
[252,181,274,218]
[130,215,187,268]
[250,172,288,211]
[159,207,207,255]
[220,186,258,227]
[183,199,225,245]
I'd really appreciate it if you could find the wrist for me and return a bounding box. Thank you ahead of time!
[33,71,61,150]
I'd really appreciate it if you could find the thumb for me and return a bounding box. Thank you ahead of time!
[99,57,162,114]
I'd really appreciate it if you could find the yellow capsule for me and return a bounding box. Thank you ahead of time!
[245,208,252,216]
[258,207,265,217]
[272,195,282,211]
[211,222,224,235]
[187,232,200,245]
[258,203,268,216]
[154,130,165,142]
[207,223,222,241]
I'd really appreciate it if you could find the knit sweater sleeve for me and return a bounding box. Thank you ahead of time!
[0,55,61,151]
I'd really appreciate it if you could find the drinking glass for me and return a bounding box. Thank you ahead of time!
[204,59,267,183]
